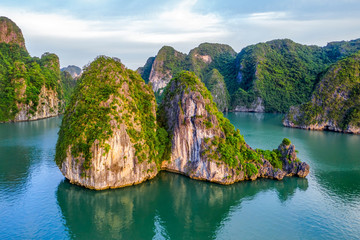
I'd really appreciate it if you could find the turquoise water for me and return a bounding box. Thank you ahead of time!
[0,113,360,239]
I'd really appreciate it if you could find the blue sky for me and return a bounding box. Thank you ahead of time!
[1,0,359,69]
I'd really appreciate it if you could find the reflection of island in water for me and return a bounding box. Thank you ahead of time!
[56,172,308,239]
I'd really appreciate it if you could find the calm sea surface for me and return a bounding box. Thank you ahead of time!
[1,113,360,239]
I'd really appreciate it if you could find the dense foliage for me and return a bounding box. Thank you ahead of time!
[203,69,230,111]
[60,71,77,106]
[55,56,169,170]
[324,38,360,61]
[231,38,360,113]
[0,43,62,121]
[232,39,332,112]
[285,51,360,129]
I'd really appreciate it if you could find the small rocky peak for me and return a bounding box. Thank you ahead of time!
[41,52,61,75]
[0,17,26,49]
[278,138,310,178]
[61,65,82,79]
[189,42,237,59]
[159,71,222,135]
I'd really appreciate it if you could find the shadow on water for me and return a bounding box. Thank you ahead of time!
[56,172,308,240]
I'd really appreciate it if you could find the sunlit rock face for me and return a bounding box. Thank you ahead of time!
[55,56,159,190]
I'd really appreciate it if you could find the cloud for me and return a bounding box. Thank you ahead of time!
[1,1,360,70]
[225,11,360,53]
[1,0,227,43]
[0,0,230,68]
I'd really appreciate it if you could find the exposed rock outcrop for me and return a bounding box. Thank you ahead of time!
[15,85,61,121]
[148,46,186,95]
[0,16,26,49]
[159,71,309,184]
[55,56,159,190]
[283,51,360,134]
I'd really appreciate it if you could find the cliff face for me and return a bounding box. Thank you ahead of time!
[283,51,360,134]
[159,71,309,184]
[0,16,26,49]
[148,46,186,96]
[0,17,68,122]
[15,85,61,121]
[55,56,159,190]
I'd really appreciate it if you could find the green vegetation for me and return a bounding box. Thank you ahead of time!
[285,51,360,130]
[160,71,290,177]
[187,43,238,95]
[0,43,62,121]
[153,46,187,77]
[60,71,77,106]
[324,38,360,61]
[203,69,230,111]
[231,38,360,113]
[55,56,169,170]
[282,138,291,146]
[256,149,283,169]
[231,88,257,109]
[232,39,332,112]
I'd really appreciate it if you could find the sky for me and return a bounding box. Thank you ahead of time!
[1,0,360,70]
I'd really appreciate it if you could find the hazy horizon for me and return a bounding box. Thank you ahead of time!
[1,0,360,70]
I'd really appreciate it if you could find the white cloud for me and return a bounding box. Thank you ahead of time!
[1,3,360,69]
[226,11,360,52]
[1,0,227,43]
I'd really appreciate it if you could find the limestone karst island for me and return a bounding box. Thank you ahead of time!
[1,0,360,237]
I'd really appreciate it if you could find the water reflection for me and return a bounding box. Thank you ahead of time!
[56,172,308,240]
